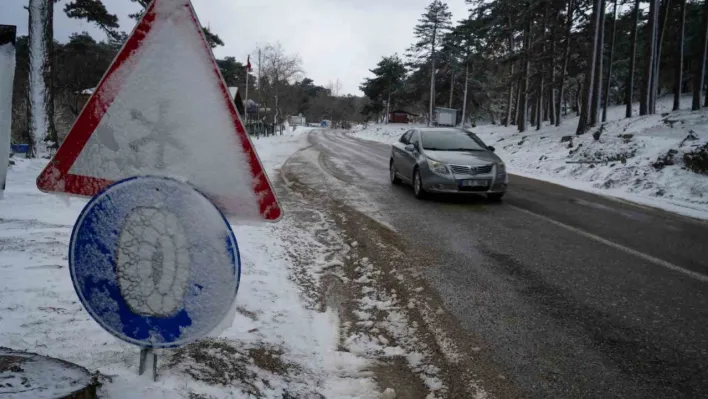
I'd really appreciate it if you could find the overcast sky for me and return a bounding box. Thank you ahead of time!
[2,0,471,95]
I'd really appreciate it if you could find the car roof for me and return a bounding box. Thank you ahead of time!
[417,127,472,133]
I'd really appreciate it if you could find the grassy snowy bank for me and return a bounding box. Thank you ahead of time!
[349,98,708,220]
[0,128,377,398]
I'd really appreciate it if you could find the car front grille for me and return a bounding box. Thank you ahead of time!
[449,164,494,175]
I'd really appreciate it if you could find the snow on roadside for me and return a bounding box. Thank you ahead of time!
[0,128,376,398]
[349,98,708,220]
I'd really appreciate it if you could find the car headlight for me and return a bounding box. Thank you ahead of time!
[496,162,506,175]
[426,159,450,176]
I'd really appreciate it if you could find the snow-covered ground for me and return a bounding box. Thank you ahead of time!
[0,127,378,398]
[349,97,708,220]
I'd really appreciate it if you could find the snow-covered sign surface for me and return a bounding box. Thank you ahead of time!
[36,0,280,221]
[0,27,15,198]
[69,176,240,348]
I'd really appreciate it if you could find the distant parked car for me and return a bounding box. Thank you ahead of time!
[389,127,508,201]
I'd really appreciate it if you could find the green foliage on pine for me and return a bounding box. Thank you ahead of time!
[361,0,708,129]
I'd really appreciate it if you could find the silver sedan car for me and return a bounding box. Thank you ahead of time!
[389,127,508,200]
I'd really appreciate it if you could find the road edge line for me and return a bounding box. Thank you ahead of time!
[509,204,708,283]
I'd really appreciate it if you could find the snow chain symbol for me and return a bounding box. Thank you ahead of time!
[128,100,185,170]
[116,206,190,317]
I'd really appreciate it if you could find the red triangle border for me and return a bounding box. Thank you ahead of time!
[36,0,281,221]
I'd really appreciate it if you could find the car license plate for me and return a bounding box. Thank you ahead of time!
[460,179,489,188]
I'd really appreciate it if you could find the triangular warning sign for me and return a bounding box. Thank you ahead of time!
[37,0,280,221]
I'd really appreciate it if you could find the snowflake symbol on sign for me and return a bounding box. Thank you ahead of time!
[128,100,185,170]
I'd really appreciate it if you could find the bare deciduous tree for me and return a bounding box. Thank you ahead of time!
[257,42,303,124]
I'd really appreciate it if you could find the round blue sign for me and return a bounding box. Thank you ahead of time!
[69,176,240,348]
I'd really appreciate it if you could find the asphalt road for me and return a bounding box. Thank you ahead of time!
[302,129,708,399]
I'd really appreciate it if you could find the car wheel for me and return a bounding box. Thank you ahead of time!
[413,168,427,199]
[390,160,401,185]
[487,193,504,202]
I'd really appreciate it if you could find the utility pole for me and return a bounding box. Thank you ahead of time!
[257,48,262,121]
[244,57,249,122]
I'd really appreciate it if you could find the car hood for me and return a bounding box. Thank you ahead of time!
[423,150,502,165]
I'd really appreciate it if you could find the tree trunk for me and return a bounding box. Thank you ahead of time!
[537,6,547,131]
[44,0,57,148]
[0,25,16,198]
[514,74,523,125]
[626,0,640,117]
[27,0,57,158]
[429,27,437,126]
[549,14,558,125]
[641,0,659,115]
[652,0,673,112]
[505,18,515,127]
[651,0,671,114]
[519,2,532,133]
[505,73,515,126]
[674,0,687,111]
[557,0,573,126]
[537,80,544,130]
[577,0,603,135]
[602,0,618,122]
[449,66,454,108]
[462,63,469,127]
[590,0,605,127]
[692,0,708,110]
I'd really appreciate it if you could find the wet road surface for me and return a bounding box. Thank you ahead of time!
[293,129,708,399]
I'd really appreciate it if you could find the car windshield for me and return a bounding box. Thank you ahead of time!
[421,130,488,151]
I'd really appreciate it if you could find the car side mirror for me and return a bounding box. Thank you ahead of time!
[488,146,495,152]
[405,144,415,152]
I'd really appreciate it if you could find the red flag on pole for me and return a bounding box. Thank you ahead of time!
[246,55,252,71]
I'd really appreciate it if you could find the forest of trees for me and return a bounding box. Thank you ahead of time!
[360,0,708,135]
[12,0,366,156]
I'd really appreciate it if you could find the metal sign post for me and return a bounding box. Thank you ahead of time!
[69,176,241,381]
[36,0,283,382]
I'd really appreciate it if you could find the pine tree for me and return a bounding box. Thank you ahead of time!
[557,0,574,126]
[692,0,708,111]
[26,0,58,157]
[410,0,452,126]
[602,0,618,123]
[674,0,687,111]
[518,1,532,132]
[590,0,605,127]
[359,55,407,123]
[63,0,120,40]
[640,0,659,116]
[626,0,640,117]
[537,4,548,131]
[652,0,672,113]
[549,8,559,126]
[505,12,515,127]
[577,0,603,135]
